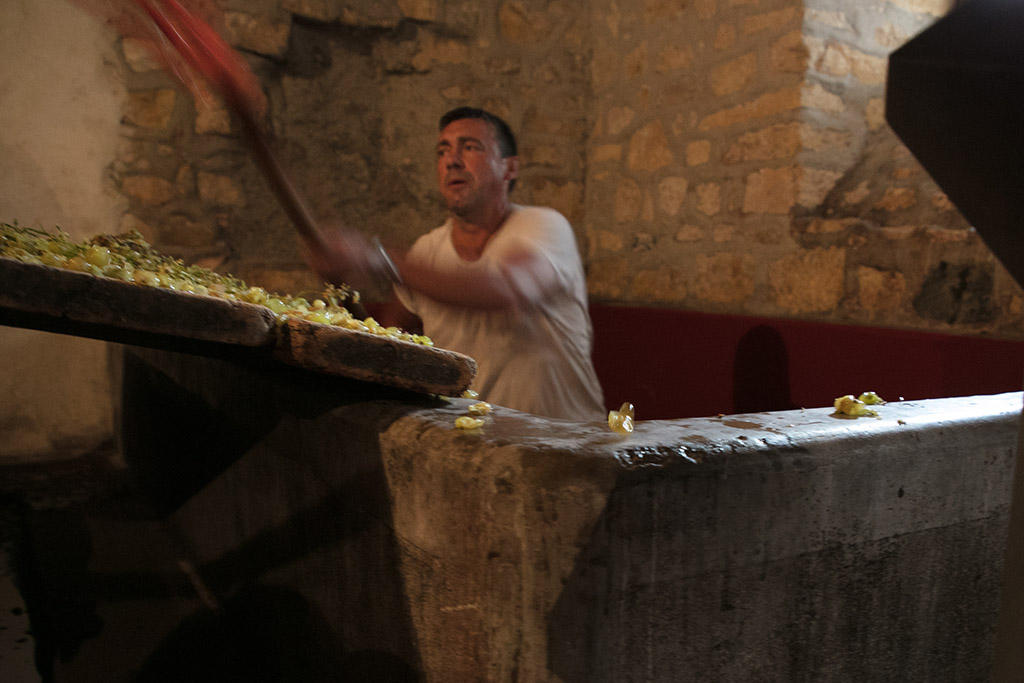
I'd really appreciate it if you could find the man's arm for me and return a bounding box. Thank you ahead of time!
[393,247,559,310]
[305,229,560,311]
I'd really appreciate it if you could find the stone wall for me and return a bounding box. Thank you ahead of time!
[106,0,1021,338]
[584,0,1020,336]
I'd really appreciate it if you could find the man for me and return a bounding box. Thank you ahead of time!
[309,107,604,421]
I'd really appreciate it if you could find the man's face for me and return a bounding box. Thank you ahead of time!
[436,117,515,217]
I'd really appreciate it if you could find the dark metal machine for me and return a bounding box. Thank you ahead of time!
[886,1,1024,677]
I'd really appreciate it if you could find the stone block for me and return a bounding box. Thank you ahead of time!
[807,9,852,31]
[195,98,232,135]
[499,1,552,44]
[807,37,851,78]
[874,187,916,212]
[441,85,472,100]
[160,216,218,248]
[397,0,438,21]
[525,179,584,226]
[768,247,845,313]
[724,123,801,163]
[806,36,886,85]
[656,45,694,73]
[801,123,854,153]
[627,121,674,172]
[340,1,404,27]
[198,172,245,207]
[122,38,160,72]
[123,89,176,130]
[798,167,842,208]
[224,12,290,57]
[923,226,971,243]
[931,192,955,211]
[121,176,175,206]
[643,0,690,21]
[607,106,635,136]
[615,178,643,222]
[411,35,471,71]
[888,0,956,17]
[695,0,716,20]
[693,252,756,303]
[521,144,563,167]
[743,167,796,214]
[642,190,655,222]
[805,218,854,234]
[743,7,799,35]
[699,87,801,130]
[710,52,758,96]
[847,48,887,85]
[856,265,906,315]
[281,0,337,22]
[657,177,689,216]
[686,140,711,166]
[592,144,623,163]
[523,109,567,136]
[714,23,736,50]
[696,182,722,216]
[593,229,624,253]
[771,30,808,73]
[875,22,910,49]
[843,181,871,206]
[626,42,648,78]
[802,83,844,114]
[865,97,886,131]
[587,256,631,299]
[631,266,686,302]
[675,225,703,242]
[713,223,735,242]
[174,164,195,197]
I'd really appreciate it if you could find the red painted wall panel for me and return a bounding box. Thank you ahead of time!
[590,304,1024,420]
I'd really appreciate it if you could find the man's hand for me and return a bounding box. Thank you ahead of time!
[302,228,383,290]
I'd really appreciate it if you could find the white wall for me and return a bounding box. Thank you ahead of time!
[0,0,126,461]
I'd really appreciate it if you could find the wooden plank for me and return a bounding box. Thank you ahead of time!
[0,256,476,396]
[0,256,276,346]
[275,318,475,396]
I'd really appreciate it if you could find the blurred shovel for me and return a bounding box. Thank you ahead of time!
[131,0,328,254]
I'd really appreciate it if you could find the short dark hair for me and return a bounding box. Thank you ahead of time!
[439,107,518,159]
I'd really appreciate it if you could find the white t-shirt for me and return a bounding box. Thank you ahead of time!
[396,205,605,421]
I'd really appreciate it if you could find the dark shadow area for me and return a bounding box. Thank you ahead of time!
[16,348,430,680]
[16,507,104,683]
[121,350,273,514]
[732,325,796,414]
[120,347,435,513]
[133,584,344,682]
[133,584,418,682]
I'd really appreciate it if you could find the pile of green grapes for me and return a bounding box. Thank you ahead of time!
[0,222,432,346]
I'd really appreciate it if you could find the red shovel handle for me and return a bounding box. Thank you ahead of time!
[135,0,327,252]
